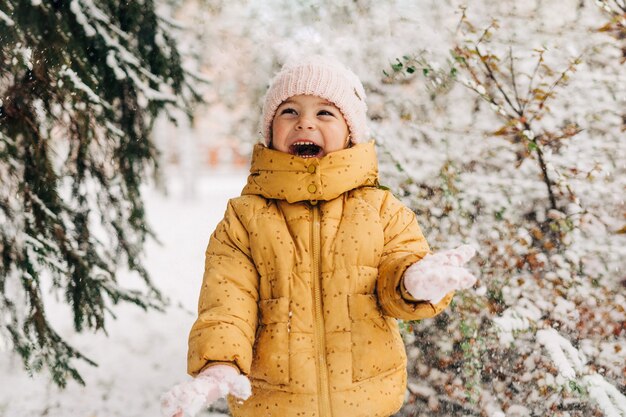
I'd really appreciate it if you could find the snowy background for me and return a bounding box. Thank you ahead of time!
[1,0,625,416]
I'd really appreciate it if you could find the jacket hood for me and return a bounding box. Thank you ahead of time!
[241,141,379,203]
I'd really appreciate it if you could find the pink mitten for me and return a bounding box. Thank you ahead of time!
[424,244,477,267]
[403,245,478,304]
[201,364,252,400]
[161,365,252,417]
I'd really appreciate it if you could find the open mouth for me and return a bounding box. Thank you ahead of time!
[289,141,324,158]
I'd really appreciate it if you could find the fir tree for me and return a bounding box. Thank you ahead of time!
[0,0,204,387]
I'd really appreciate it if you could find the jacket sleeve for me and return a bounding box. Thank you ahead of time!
[187,199,259,377]
[376,191,453,320]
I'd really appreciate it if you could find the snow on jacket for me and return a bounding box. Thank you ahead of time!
[187,141,453,417]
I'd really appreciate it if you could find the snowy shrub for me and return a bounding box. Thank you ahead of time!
[379,5,625,417]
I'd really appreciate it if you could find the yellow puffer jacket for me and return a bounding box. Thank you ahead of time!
[188,141,453,417]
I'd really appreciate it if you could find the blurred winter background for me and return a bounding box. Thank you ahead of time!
[0,0,624,416]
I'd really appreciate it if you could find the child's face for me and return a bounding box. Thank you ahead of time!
[271,95,350,158]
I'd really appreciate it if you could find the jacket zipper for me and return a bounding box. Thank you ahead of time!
[311,203,332,417]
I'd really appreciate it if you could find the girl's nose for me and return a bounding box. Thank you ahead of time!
[296,116,315,130]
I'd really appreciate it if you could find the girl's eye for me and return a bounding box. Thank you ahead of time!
[280,108,297,115]
[318,110,335,117]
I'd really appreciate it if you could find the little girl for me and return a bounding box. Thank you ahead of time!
[162,55,477,417]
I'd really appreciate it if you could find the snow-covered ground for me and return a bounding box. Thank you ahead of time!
[0,171,248,417]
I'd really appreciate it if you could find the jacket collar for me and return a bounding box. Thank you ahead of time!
[241,141,379,203]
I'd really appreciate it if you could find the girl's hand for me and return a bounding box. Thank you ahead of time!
[160,364,252,417]
[403,245,478,304]
[421,244,476,267]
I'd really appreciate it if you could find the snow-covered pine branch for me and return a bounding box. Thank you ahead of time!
[0,0,205,387]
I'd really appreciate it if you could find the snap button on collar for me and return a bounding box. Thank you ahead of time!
[307,184,317,193]
[307,165,316,174]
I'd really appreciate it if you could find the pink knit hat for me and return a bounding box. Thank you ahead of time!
[261,55,369,146]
